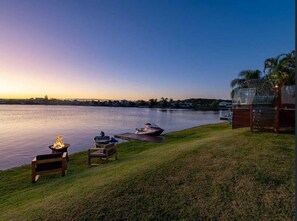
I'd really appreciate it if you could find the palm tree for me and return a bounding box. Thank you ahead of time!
[160,97,169,108]
[264,51,295,86]
[148,98,158,107]
[282,50,295,84]
[230,70,261,98]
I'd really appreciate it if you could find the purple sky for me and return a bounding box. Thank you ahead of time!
[0,0,294,100]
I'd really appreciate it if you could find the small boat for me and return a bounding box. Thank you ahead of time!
[94,131,118,145]
[219,110,232,122]
[135,123,164,136]
[94,136,110,144]
[94,131,111,144]
[219,114,229,120]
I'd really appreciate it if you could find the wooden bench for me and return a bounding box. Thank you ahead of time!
[88,143,117,165]
[31,152,67,183]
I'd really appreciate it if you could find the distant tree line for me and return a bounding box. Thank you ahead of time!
[0,96,231,111]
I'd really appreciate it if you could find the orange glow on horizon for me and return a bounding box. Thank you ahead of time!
[0,68,180,100]
[0,52,220,101]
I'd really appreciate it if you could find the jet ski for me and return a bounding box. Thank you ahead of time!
[135,123,164,136]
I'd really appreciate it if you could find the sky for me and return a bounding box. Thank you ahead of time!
[0,0,294,100]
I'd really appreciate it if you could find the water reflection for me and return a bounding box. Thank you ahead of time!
[0,105,222,170]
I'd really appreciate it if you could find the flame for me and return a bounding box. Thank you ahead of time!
[53,135,65,149]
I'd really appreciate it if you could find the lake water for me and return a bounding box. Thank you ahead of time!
[0,105,224,170]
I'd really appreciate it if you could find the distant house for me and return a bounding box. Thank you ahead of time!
[120,100,129,106]
[219,101,232,108]
[34,98,45,104]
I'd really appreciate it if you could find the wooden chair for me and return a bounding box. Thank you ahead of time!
[32,152,67,183]
[88,143,117,166]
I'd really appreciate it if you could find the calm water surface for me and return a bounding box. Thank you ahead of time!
[0,105,223,170]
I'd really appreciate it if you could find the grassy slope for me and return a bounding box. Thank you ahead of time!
[0,123,294,221]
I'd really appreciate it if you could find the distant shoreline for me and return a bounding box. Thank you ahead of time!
[0,97,231,111]
[0,103,230,111]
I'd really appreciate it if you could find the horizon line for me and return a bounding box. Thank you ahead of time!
[0,96,232,101]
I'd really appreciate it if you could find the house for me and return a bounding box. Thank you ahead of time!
[219,101,232,109]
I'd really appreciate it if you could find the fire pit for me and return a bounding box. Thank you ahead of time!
[49,136,70,160]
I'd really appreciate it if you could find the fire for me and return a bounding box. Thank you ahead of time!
[53,135,65,149]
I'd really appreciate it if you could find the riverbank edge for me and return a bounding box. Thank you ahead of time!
[0,121,226,172]
[0,122,294,220]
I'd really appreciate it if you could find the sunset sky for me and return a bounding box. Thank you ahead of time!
[0,0,294,100]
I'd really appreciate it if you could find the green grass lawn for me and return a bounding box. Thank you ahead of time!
[0,123,294,220]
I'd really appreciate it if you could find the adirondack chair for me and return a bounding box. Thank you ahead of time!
[31,152,67,183]
[88,143,117,165]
